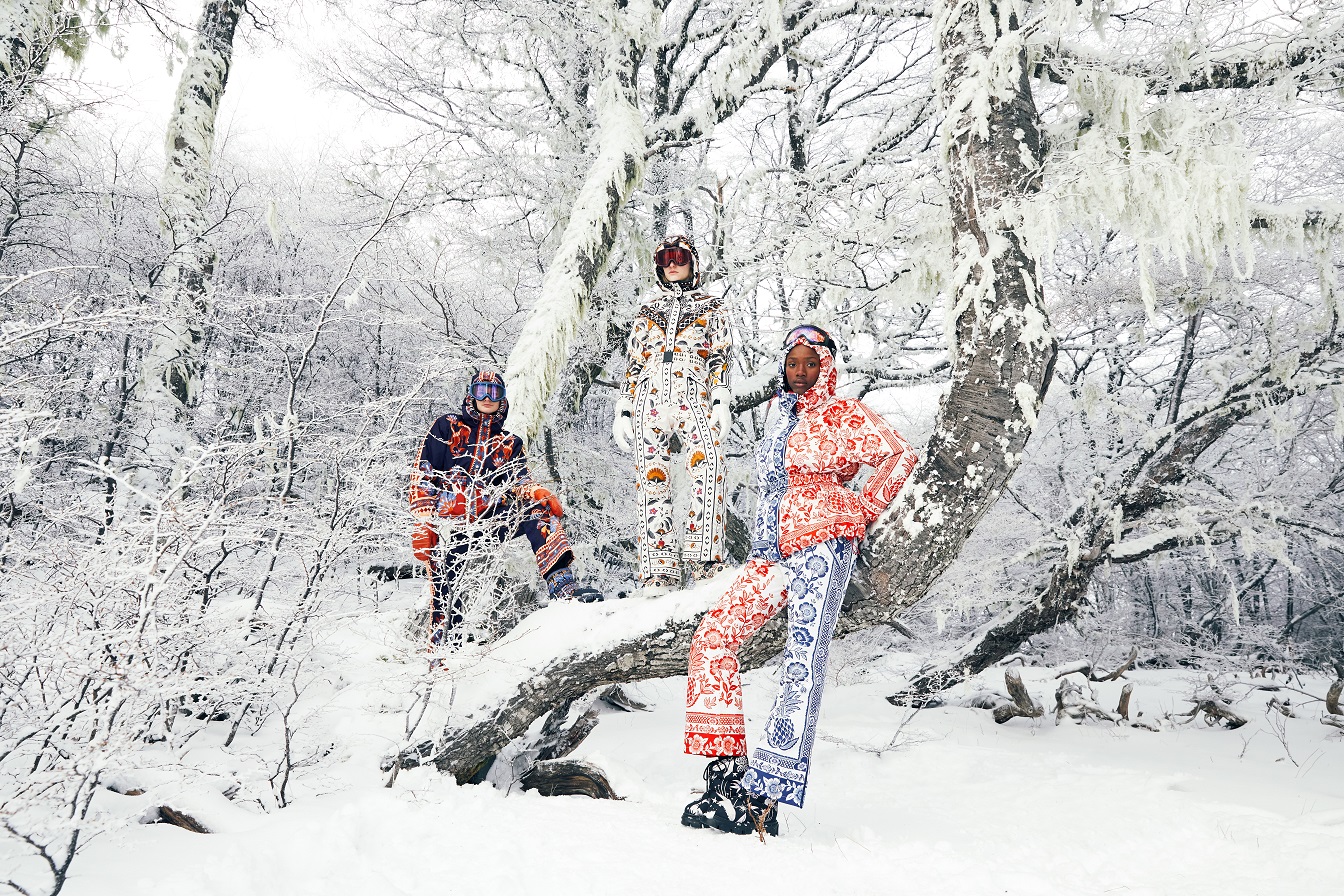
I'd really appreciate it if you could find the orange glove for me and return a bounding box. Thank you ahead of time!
[528,485,564,518]
[411,522,439,563]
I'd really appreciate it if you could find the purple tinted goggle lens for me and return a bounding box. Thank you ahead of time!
[471,382,505,401]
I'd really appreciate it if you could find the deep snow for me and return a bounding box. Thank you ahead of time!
[54,576,1344,896]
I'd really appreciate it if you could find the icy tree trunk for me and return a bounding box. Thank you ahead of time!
[855,0,1055,616]
[1,0,67,116]
[135,0,245,490]
[426,0,1058,782]
[503,0,655,446]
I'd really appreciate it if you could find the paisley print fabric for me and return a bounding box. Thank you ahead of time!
[683,538,857,808]
[751,341,917,561]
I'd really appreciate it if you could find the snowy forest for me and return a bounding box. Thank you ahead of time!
[3,0,1343,893]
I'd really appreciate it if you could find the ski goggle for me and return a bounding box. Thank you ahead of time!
[654,245,693,268]
[783,325,836,352]
[470,381,505,402]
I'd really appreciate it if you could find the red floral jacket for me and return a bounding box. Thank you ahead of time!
[751,342,918,560]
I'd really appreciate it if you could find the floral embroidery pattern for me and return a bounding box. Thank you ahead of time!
[684,539,857,808]
[750,343,918,561]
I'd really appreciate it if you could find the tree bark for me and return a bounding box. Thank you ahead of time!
[135,0,245,489]
[856,0,1055,617]
[895,317,1344,698]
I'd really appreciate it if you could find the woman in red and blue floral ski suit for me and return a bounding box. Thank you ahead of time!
[680,326,918,836]
[410,369,602,649]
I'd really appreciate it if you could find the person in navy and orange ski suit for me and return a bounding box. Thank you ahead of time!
[410,368,603,649]
[679,325,919,836]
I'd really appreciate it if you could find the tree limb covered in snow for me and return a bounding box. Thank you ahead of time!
[894,295,1344,698]
[1035,22,1344,95]
[502,0,652,446]
[135,0,246,489]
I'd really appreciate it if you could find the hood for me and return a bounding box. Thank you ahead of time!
[777,333,838,414]
[654,234,704,291]
[461,366,509,423]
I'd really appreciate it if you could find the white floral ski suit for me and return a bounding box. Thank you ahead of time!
[625,285,732,581]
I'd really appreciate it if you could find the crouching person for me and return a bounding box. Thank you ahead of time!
[410,368,603,650]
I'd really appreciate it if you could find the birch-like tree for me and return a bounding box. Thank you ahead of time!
[134,0,246,492]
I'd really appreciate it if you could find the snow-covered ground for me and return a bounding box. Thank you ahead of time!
[57,577,1344,896]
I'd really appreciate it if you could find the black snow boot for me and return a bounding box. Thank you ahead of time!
[546,566,606,603]
[571,583,605,603]
[680,756,747,833]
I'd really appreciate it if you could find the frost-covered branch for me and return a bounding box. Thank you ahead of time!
[1037,22,1344,96]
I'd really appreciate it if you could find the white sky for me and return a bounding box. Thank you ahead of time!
[63,2,379,164]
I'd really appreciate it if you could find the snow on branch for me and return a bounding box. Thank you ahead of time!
[1037,23,1344,96]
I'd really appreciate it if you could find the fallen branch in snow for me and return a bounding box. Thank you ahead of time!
[1326,664,1343,715]
[1323,666,1344,732]
[155,806,210,834]
[1172,678,1249,730]
[992,668,1045,725]
[1116,683,1133,720]
[520,759,619,800]
[1267,696,1296,718]
[1054,676,1120,726]
[1054,648,1139,682]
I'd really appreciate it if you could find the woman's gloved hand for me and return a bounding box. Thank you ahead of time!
[526,484,564,518]
[709,388,732,438]
[612,397,635,453]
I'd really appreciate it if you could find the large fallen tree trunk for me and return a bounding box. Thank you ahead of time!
[425,0,1056,784]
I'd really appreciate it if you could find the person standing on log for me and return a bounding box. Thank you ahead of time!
[680,325,918,836]
[613,235,733,595]
[411,368,604,651]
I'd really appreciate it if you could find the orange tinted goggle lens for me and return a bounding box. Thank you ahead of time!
[655,246,692,268]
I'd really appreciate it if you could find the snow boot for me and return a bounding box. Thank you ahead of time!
[685,561,725,583]
[546,567,605,603]
[680,756,746,832]
[571,583,605,603]
[641,573,681,597]
[739,792,779,839]
[720,767,779,838]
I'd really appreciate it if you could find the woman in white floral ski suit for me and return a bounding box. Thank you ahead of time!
[679,325,918,837]
[613,236,733,594]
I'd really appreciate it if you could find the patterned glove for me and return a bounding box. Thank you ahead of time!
[411,521,439,563]
[528,485,564,518]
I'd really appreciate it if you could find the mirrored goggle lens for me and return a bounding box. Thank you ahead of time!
[654,246,692,268]
[783,325,831,347]
[471,382,505,401]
